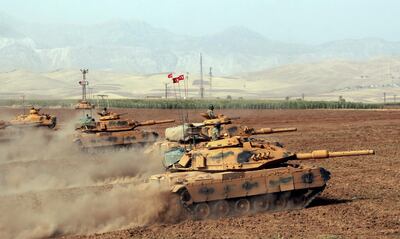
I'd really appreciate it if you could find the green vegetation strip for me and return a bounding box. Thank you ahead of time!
[0,99,383,109]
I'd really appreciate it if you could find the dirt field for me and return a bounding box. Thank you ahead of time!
[0,107,399,239]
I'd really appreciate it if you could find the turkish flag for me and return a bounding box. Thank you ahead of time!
[167,73,173,78]
[172,75,184,83]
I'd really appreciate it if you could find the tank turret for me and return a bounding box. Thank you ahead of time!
[199,114,296,139]
[164,136,374,172]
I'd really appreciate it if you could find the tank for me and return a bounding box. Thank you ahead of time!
[149,113,296,156]
[74,111,175,149]
[75,100,95,110]
[149,136,374,219]
[8,107,57,129]
[194,114,296,140]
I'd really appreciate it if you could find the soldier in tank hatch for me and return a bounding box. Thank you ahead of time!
[207,104,217,119]
[100,107,110,116]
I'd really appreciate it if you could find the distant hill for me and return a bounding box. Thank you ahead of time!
[1,58,399,103]
[2,14,400,74]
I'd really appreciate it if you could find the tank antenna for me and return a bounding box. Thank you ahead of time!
[200,53,204,99]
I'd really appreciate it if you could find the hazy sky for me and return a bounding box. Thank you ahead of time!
[1,0,399,44]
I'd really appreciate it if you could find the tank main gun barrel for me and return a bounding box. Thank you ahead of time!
[252,127,297,135]
[135,119,175,127]
[295,149,375,160]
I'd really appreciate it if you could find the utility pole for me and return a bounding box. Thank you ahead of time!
[209,67,213,98]
[88,87,94,100]
[97,94,109,108]
[80,69,89,101]
[384,92,386,104]
[164,83,168,99]
[200,53,204,99]
[186,72,189,98]
[302,93,305,101]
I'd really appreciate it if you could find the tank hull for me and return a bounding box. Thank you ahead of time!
[75,130,159,149]
[150,165,330,219]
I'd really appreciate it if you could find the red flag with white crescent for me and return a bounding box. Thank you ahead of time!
[167,73,173,78]
[172,75,184,83]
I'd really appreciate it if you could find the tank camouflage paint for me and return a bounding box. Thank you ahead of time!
[8,107,57,129]
[150,136,374,219]
[148,113,296,157]
[74,111,174,149]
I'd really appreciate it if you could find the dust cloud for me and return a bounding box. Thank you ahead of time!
[0,117,173,239]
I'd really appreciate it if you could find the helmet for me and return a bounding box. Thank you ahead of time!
[208,104,214,110]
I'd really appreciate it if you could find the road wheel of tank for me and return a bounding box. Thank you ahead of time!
[234,198,251,215]
[48,119,56,129]
[251,195,269,212]
[193,203,210,220]
[291,190,307,208]
[274,192,291,210]
[211,200,230,218]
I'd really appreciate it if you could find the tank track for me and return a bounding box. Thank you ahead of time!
[179,186,326,220]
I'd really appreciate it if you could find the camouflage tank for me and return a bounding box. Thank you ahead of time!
[75,100,95,110]
[150,114,296,156]
[149,136,374,219]
[8,107,57,129]
[74,110,174,149]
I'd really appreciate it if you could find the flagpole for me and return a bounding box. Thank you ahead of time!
[178,81,182,98]
[185,72,189,98]
[173,83,177,100]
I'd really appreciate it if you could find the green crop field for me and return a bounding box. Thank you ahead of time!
[0,99,384,109]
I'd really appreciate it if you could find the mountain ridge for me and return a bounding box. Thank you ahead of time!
[1,14,400,75]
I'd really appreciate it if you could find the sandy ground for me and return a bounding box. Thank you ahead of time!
[0,107,399,239]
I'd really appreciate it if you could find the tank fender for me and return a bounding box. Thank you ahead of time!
[172,185,186,193]
[172,185,193,205]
